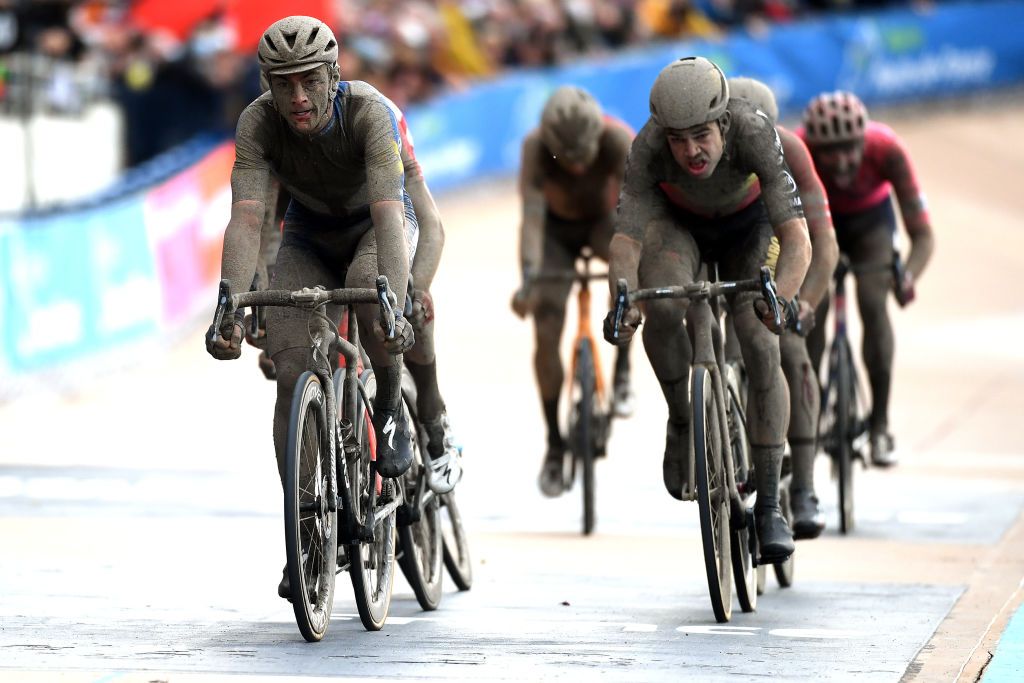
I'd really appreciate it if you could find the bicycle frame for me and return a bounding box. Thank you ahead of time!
[568,253,607,407]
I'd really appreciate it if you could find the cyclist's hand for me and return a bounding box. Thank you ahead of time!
[373,315,415,354]
[754,297,786,335]
[603,305,641,345]
[796,299,816,335]
[409,289,434,330]
[243,313,267,349]
[510,286,531,319]
[896,271,916,307]
[206,318,243,360]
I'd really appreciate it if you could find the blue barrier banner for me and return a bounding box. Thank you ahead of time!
[0,198,158,373]
[407,0,1024,192]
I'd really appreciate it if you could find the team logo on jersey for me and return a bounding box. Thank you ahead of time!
[780,170,798,195]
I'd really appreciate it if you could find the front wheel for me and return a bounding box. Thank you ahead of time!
[773,484,795,588]
[693,366,732,623]
[725,364,756,613]
[397,394,444,611]
[824,336,856,534]
[348,369,397,631]
[569,339,598,535]
[284,371,338,642]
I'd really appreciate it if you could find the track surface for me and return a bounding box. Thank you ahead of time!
[1,98,1023,681]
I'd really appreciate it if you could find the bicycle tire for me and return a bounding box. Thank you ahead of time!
[725,365,756,613]
[440,492,473,590]
[284,371,338,642]
[348,369,397,631]
[773,484,795,587]
[573,339,598,536]
[692,366,733,623]
[835,337,856,534]
[397,394,444,611]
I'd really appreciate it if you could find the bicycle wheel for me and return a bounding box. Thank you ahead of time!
[284,371,338,642]
[692,366,733,623]
[440,492,473,590]
[833,337,856,534]
[397,396,444,611]
[725,365,756,613]
[348,369,397,631]
[773,484,795,587]
[570,339,598,535]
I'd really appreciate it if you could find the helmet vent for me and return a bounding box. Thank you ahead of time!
[307,27,320,45]
[282,31,298,50]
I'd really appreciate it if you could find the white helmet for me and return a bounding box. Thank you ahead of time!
[257,16,340,96]
[649,56,729,130]
[728,77,779,122]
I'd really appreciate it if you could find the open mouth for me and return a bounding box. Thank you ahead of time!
[292,109,313,123]
[687,158,709,175]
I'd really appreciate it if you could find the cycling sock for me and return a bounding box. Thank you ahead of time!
[658,376,689,424]
[373,361,403,415]
[405,358,444,424]
[614,343,631,385]
[543,398,562,449]
[868,369,891,435]
[788,437,817,493]
[752,444,786,512]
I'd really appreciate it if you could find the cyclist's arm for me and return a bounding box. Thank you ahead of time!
[780,127,837,307]
[883,137,934,280]
[772,217,812,303]
[518,132,547,281]
[609,128,660,295]
[223,108,273,297]
[404,150,444,292]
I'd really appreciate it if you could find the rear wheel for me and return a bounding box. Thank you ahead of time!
[570,339,598,535]
[348,370,397,631]
[693,366,732,623]
[725,365,756,613]
[773,484,795,587]
[440,492,473,590]
[397,394,444,611]
[284,371,337,642]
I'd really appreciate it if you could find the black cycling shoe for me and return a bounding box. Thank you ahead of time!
[663,420,689,501]
[538,445,565,498]
[277,567,291,600]
[756,507,796,563]
[790,489,826,540]
[372,401,414,478]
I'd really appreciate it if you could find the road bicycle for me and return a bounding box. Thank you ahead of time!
[612,265,783,623]
[818,251,909,534]
[533,247,616,535]
[211,276,412,639]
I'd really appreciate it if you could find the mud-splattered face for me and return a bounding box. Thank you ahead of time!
[666,122,724,179]
[812,141,864,189]
[269,65,332,134]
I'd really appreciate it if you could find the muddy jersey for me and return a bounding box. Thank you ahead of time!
[232,80,405,220]
[778,124,831,239]
[521,117,633,223]
[797,120,929,231]
[617,98,804,242]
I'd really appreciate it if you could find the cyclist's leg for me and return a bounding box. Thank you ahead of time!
[592,214,634,416]
[845,202,897,464]
[781,331,825,539]
[533,226,575,495]
[806,295,830,377]
[638,217,700,499]
[721,220,793,560]
[346,216,417,478]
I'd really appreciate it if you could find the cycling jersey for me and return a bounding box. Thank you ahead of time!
[778,124,832,240]
[796,121,930,232]
[618,98,804,242]
[233,80,406,220]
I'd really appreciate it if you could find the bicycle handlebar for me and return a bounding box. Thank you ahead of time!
[529,270,609,284]
[208,277,397,344]
[611,266,783,338]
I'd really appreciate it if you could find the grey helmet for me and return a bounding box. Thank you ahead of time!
[257,16,340,96]
[649,56,729,130]
[728,76,779,122]
[540,86,604,164]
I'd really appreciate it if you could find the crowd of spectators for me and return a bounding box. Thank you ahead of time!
[0,0,927,168]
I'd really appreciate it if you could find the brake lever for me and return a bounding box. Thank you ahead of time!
[209,279,231,344]
[612,278,629,341]
[758,266,783,331]
[376,275,397,339]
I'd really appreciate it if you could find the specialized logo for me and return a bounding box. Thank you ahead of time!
[383,415,397,449]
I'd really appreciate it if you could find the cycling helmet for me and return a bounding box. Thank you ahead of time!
[257,16,340,95]
[728,77,778,122]
[649,56,729,130]
[802,91,868,146]
[540,86,604,163]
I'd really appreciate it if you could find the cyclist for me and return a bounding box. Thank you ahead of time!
[244,89,463,495]
[604,57,811,561]
[511,85,635,497]
[798,91,935,467]
[729,77,838,539]
[205,16,421,593]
